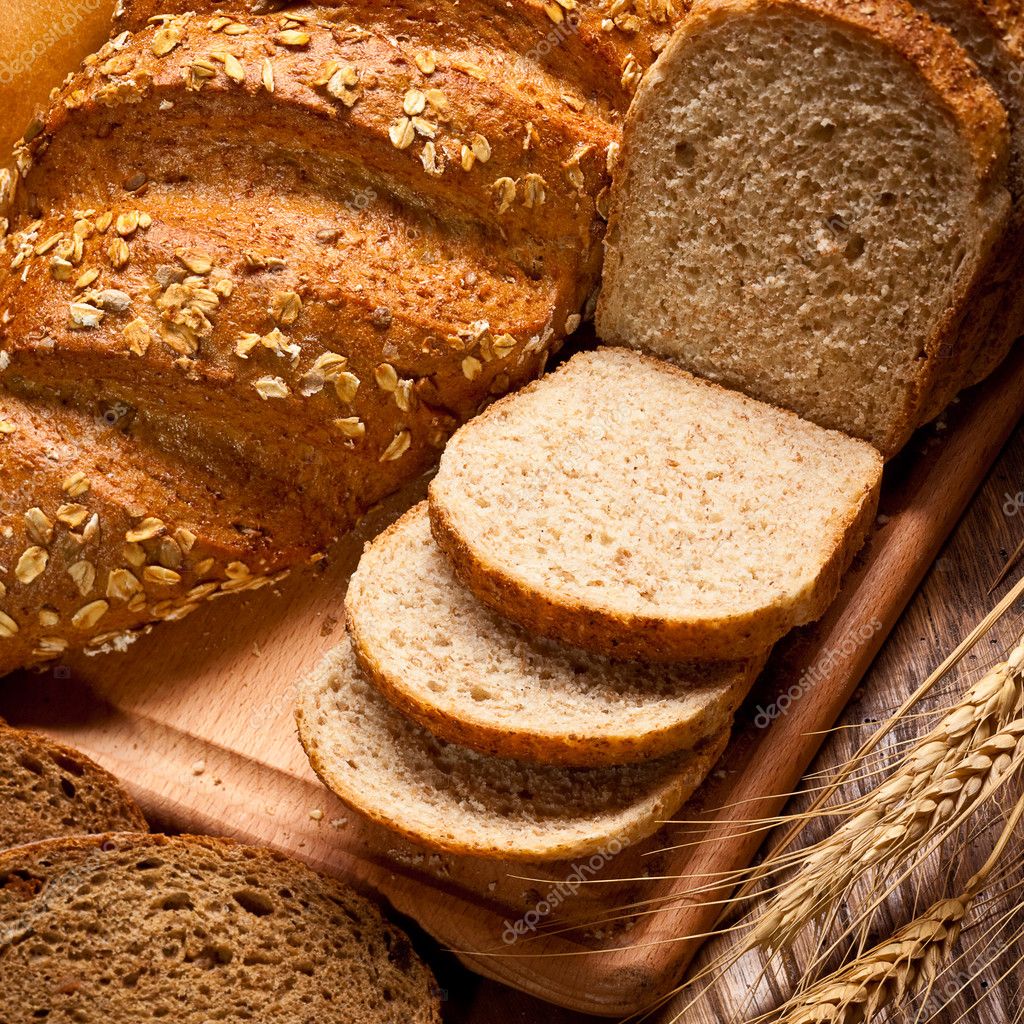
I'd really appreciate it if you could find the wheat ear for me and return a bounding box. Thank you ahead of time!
[766,790,1024,1024]
[744,638,1024,953]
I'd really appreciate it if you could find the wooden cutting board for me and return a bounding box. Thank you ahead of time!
[1,346,1022,1018]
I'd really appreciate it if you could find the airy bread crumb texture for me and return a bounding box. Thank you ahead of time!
[429,347,882,662]
[347,503,765,765]
[597,0,1011,454]
[296,636,729,861]
[0,723,147,848]
[0,832,441,1023]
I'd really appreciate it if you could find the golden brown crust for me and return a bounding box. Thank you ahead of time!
[0,6,621,675]
[928,0,1024,388]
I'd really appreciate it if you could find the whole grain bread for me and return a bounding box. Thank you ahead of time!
[0,1,620,676]
[0,723,146,849]
[0,831,441,1022]
[596,0,1012,456]
[347,503,766,765]
[911,0,1024,389]
[428,347,882,663]
[295,635,729,860]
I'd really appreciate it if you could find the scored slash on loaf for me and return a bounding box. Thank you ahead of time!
[345,503,767,766]
[428,347,883,663]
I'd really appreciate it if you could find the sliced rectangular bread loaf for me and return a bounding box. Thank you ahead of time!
[911,0,1024,390]
[428,347,882,663]
[596,0,1012,456]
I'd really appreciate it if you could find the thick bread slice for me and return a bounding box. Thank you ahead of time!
[429,348,882,663]
[347,503,766,766]
[0,724,146,849]
[912,0,1024,387]
[596,0,1011,456]
[295,636,729,860]
[0,832,441,1023]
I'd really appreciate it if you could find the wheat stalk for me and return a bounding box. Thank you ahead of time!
[743,640,1024,955]
[765,790,1024,1024]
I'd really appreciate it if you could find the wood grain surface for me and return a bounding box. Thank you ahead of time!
[1,347,1022,1021]
[431,367,1024,1022]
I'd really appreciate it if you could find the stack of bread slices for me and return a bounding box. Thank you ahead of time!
[297,348,883,862]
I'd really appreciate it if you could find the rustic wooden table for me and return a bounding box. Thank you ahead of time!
[431,412,1024,1023]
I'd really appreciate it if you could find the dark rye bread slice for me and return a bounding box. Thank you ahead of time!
[0,724,146,849]
[346,503,767,766]
[596,0,1011,456]
[429,348,883,663]
[0,832,441,1023]
[295,636,730,861]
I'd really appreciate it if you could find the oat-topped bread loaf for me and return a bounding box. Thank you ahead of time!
[0,0,639,677]
[429,348,882,662]
[0,832,441,1022]
[910,0,1024,389]
[296,635,728,859]
[597,0,1012,456]
[347,503,766,765]
[0,723,146,848]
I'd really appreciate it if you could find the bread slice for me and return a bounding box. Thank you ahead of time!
[0,832,441,1023]
[912,0,1024,388]
[428,348,882,663]
[346,503,766,766]
[596,0,1011,456]
[0,723,147,849]
[295,636,729,861]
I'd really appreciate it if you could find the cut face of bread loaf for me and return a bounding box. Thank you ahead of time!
[429,348,882,663]
[296,636,729,860]
[346,504,766,766]
[0,832,441,1023]
[0,724,146,848]
[597,0,1011,455]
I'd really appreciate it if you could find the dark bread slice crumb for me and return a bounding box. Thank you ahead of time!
[0,832,441,1023]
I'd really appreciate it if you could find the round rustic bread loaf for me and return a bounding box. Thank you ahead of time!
[429,347,882,662]
[296,635,729,861]
[0,832,441,1023]
[346,503,765,765]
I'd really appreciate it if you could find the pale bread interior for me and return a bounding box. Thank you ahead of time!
[346,503,762,765]
[296,636,728,861]
[430,348,881,655]
[597,3,1009,451]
